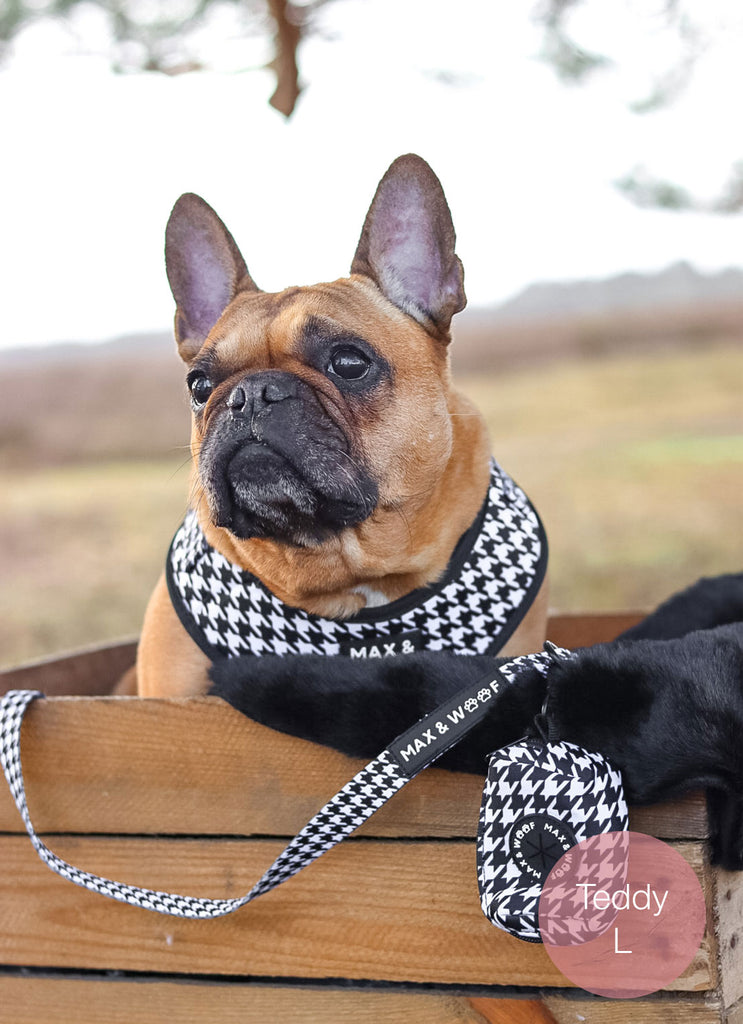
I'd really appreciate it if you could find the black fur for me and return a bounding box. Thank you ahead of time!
[616,573,743,641]
[210,574,743,868]
[548,628,743,801]
[211,649,545,767]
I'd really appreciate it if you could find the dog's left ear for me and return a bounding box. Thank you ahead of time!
[165,193,259,362]
[351,154,466,343]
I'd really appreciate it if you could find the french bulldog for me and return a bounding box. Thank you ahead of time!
[136,154,549,697]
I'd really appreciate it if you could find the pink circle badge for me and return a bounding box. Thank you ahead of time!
[539,831,706,998]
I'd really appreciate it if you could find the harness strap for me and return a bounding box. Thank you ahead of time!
[0,650,558,919]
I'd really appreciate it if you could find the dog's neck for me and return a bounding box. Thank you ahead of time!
[197,391,491,618]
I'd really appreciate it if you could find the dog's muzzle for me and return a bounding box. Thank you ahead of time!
[200,370,378,545]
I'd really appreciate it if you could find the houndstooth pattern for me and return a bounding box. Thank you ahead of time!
[477,737,628,943]
[0,689,409,919]
[497,648,556,685]
[168,459,545,659]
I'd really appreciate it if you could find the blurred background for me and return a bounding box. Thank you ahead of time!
[1,0,741,668]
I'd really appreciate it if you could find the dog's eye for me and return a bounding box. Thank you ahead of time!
[187,372,214,408]
[327,347,371,382]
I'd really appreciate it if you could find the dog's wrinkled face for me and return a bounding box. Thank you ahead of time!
[165,154,466,548]
[187,307,385,545]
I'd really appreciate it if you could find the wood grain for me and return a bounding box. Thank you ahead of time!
[714,865,743,1010]
[545,994,724,1023]
[0,695,708,840]
[0,836,715,990]
[546,613,642,649]
[0,976,551,1024]
[468,998,558,1023]
[0,639,137,697]
[630,798,709,841]
[0,976,726,1024]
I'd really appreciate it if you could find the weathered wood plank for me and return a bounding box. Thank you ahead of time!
[0,639,137,697]
[468,998,559,1023]
[0,976,565,1024]
[0,836,716,990]
[714,866,743,1010]
[630,798,709,841]
[0,696,708,840]
[0,696,485,838]
[0,976,728,1024]
[0,834,564,984]
[546,613,642,649]
[545,994,723,1023]
[0,835,716,987]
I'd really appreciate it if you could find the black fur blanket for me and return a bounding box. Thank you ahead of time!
[210,573,743,868]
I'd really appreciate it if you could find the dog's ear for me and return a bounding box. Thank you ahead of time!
[351,154,466,343]
[165,193,259,361]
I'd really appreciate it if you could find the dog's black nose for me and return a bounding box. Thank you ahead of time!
[227,372,299,418]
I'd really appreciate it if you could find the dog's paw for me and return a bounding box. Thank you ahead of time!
[208,650,539,765]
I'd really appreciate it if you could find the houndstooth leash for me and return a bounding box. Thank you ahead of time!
[0,650,559,919]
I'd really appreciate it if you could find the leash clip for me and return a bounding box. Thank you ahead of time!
[531,641,572,742]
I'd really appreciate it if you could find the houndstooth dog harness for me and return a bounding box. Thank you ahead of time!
[166,459,547,661]
[0,647,627,930]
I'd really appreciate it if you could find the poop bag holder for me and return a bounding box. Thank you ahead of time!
[476,738,628,943]
[0,647,628,940]
[474,648,629,943]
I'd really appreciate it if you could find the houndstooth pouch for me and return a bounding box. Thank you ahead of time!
[476,737,629,943]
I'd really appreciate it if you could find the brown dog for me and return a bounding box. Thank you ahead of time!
[136,154,548,697]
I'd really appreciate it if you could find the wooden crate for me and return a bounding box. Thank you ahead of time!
[0,615,741,1024]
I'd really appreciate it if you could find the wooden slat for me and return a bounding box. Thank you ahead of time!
[0,697,484,838]
[0,696,708,840]
[715,866,743,1010]
[0,976,563,1024]
[546,613,642,649]
[630,798,709,841]
[0,834,565,984]
[545,994,723,1023]
[469,998,559,1024]
[0,836,716,990]
[0,977,727,1024]
[0,639,137,697]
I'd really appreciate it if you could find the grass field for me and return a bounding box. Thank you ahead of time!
[1,343,741,669]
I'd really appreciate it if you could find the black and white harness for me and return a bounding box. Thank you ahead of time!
[166,459,548,662]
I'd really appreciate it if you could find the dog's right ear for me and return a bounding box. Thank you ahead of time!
[351,154,466,344]
[165,194,258,361]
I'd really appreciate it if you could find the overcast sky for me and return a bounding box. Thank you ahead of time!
[2,0,743,349]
